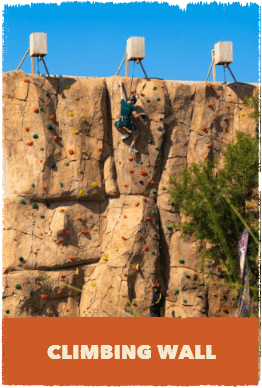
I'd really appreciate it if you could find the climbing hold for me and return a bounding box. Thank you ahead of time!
[32,203,38,209]
[47,125,53,130]
[202,127,207,131]
[140,144,145,148]
[103,253,109,261]
[129,169,134,173]
[93,228,97,231]
[4,270,8,275]
[50,115,55,120]
[97,147,102,151]
[82,150,86,153]
[122,236,126,241]
[147,100,150,103]
[204,155,208,159]
[153,87,157,90]
[157,97,160,101]
[163,168,167,171]
[155,147,159,150]
[166,226,173,230]
[39,160,43,163]
[5,310,10,314]
[240,113,245,117]
[65,163,70,166]
[175,289,179,293]
[60,273,65,278]
[40,147,44,151]
[185,274,190,278]
[45,92,49,96]
[75,97,79,100]
[152,190,157,194]
[162,186,167,190]
[82,118,86,121]
[225,105,229,109]
[128,157,133,162]
[54,136,58,142]
[69,149,74,155]
[138,235,142,239]
[213,117,217,121]
[171,202,174,206]
[68,112,74,117]
[59,183,63,188]
[15,284,21,289]
[217,94,220,98]
[81,230,89,234]
[78,169,82,173]
[157,127,162,131]
[60,238,64,242]
[14,239,16,241]
[116,249,118,251]
[76,268,79,275]
[206,144,210,148]
[139,180,143,184]
[208,85,212,89]
[147,217,151,221]
[39,232,43,236]
[77,216,82,220]
[92,182,98,188]
[247,202,253,208]
[179,260,184,264]
[221,308,228,312]
[139,171,147,175]
[207,103,212,107]
[29,290,33,295]
[144,246,149,251]
[113,190,116,193]
[217,266,221,271]
[31,184,35,187]
[154,219,158,223]
[163,130,166,135]
[64,84,70,89]
[132,303,137,306]
[69,256,75,261]
[136,264,139,271]
[157,158,161,161]
[65,309,69,312]
[66,231,70,236]
[212,293,216,297]
[51,163,55,168]
[59,209,65,213]
[178,316,182,318]
[36,281,41,284]
[79,190,85,196]
[183,300,187,303]
[152,210,155,215]
[91,282,96,287]
[139,161,142,165]
[39,107,43,111]
[34,108,39,113]
[20,200,25,204]
[140,93,145,97]
[91,206,95,210]
[130,90,135,94]
[152,251,155,255]
[40,215,45,219]
[58,290,62,295]
[25,127,29,131]
[151,181,155,184]
[197,295,202,298]
[135,203,139,207]
[123,184,128,187]
[72,130,79,134]
[24,79,29,82]
[27,141,33,146]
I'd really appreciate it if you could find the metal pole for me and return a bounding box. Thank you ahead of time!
[212,49,216,82]
[226,64,237,83]
[31,56,35,74]
[205,59,214,82]
[17,48,30,70]
[42,57,50,77]
[138,60,149,80]
[125,48,129,77]
[116,53,126,76]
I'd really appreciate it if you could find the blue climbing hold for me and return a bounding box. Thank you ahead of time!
[45,92,49,96]
[51,163,55,168]
[47,125,53,129]
[19,257,23,262]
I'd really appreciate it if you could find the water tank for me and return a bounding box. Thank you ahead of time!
[30,33,47,57]
[214,41,233,65]
[126,37,145,61]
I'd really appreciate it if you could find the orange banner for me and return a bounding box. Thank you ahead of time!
[2,317,259,386]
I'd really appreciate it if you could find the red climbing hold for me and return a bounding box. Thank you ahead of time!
[140,93,145,97]
[59,209,65,213]
[124,273,127,277]
[138,235,142,239]
[147,217,151,221]
[69,256,75,261]
[123,184,128,187]
[208,85,212,89]
[151,181,155,184]
[66,231,70,236]
[54,136,58,141]
[113,190,116,193]
[139,171,147,175]
[58,290,62,294]
[81,230,89,234]
[4,270,8,274]
[132,303,137,306]
[217,266,221,271]
[221,308,228,312]
[129,169,134,173]
[207,103,212,107]
[41,295,47,300]
[213,117,217,121]
[37,281,40,284]
[122,236,126,241]
[77,216,82,220]
[27,141,33,146]
[97,147,102,151]
[217,94,220,98]
[40,233,43,236]
[130,91,135,94]
[140,144,145,148]
[206,144,210,148]
[69,149,74,155]
[25,127,29,131]
[128,158,133,161]
[144,246,149,251]
[135,203,139,207]
[60,238,64,242]
[24,79,29,82]
[42,186,46,190]
[50,115,55,120]
[119,161,122,164]
[34,108,39,113]
[143,198,146,202]
[202,127,207,131]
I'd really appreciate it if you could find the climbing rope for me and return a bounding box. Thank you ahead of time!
[37,57,40,75]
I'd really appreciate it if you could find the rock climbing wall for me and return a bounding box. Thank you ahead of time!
[2,70,258,318]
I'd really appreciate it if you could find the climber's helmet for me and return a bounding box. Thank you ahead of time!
[129,94,137,105]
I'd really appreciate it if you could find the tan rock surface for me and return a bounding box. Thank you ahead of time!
[3,71,258,317]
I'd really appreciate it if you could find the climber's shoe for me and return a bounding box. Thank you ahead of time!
[129,146,139,153]
[121,132,129,140]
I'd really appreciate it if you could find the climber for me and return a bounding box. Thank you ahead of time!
[115,81,139,153]
[149,278,163,317]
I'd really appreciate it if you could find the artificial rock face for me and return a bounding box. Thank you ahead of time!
[3,70,258,318]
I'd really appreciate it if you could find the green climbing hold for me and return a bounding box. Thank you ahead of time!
[157,97,160,101]
[178,316,181,318]
[197,295,202,298]
[47,125,53,129]
[152,252,155,255]
[153,87,157,90]
[91,206,95,210]
[33,134,39,139]
[14,239,16,241]
[152,190,157,194]
[157,158,161,161]
[15,284,21,289]
[179,260,184,264]
[154,219,158,223]
[46,203,50,208]
[162,187,167,190]
[51,163,55,168]
[155,147,159,150]
[171,202,174,205]
[163,130,166,135]
[5,310,10,314]
[40,215,45,219]
[139,161,142,164]
[45,92,49,96]
[166,226,173,230]
[40,148,44,151]
[64,84,70,89]
[19,257,23,262]
[30,290,33,295]
[65,163,69,166]
[148,140,152,143]
[39,107,43,111]
[31,184,35,187]
[157,127,162,131]
[59,183,63,187]
[185,274,190,278]
[152,210,155,215]
[183,300,187,303]
[163,168,167,171]
[20,200,25,204]
[175,289,179,293]
[207,264,211,268]
[32,203,38,209]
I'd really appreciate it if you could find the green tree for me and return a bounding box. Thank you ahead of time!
[242,93,260,122]
[169,130,259,305]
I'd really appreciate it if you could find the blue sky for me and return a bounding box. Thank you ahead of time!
[2,1,260,83]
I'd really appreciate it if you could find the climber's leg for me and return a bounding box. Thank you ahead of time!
[130,127,139,152]
[115,120,130,139]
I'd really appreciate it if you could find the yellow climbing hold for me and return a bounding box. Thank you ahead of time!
[82,150,86,153]
[116,248,118,251]
[78,169,82,173]
[68,112,74,117]
[91,282,96,287]
[79,190,85,196]
[92,182,98,188]
[240,113,245,117]
[82,118,86,121]
[247,202,253,208]
[136,264,139,271]
[137,217,139,220]
[57,150,60,153]
[76,268,79,275]
[75,97,79,100]
[103,253,109,261]
[72,130,79,134]
[88,311,92,314]
[93,228,98,231]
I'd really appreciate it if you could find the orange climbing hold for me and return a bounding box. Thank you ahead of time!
[39,233,43,236]
[66,231,70,236]
[60,273,65,278]
[34,108,39,113]
[121,294,127,297]
[27,141,33,146]
[60,238,64,242]
[140,93,145,97]
[135,203,139,207]
[217,170,220,174]
[139,171,147,175]
[204,155,208,159]
[221,308,228,312]
[39,160,43,163]
[81,230,89,234]
[124,215,127,218]
[24,79,29,82]
[119,161,121,164]
[122,236,126,241]
[58,290,62,294]
[113,190,116,193]
[202,127,207,131]
[41,295,47,300]
[217,94,220,98]
[212,293,216,296]
[65,309,69,312]
[59,209,65,213]
[147,217,151,221]
[4,270,8,274]
[69,256,75,261]
[143,198,146,202]
[138,235,142,239]
[206,144,210,148]
[77,216,82,220]
[128,158,133,161]
[208,85,212,89]
[123,184,128,187]
[97,147,102,151]
[50,115,55,120]
[124,273,127,277]
[217,266,221,271]
[42,186,46,190]
[144,246,149,251]
[69,149,74,155]
[207,103,212,107]
[213,117,217,121]
[36,281,40,284]
[25,127,29,131]
[132,303,137,306]
[129,169,134,173]
[130,91,135,95]
[54,136,58,141]
[151,181,155,184]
